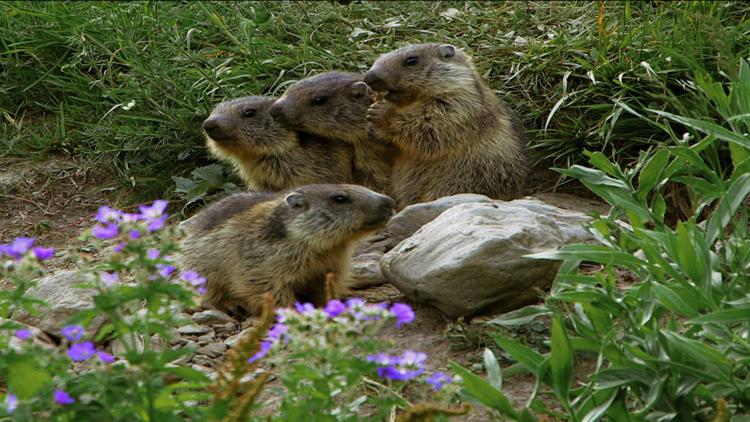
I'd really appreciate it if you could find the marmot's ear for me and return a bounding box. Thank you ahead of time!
[438,44,456,60]
[284,192,307,210]
[350,81,371,101]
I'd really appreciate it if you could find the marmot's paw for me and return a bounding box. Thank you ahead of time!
[367,101,393,126]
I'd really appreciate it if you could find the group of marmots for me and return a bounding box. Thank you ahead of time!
[178,43,529,317]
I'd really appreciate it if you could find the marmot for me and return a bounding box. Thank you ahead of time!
[268,72,396,193]
[202,96,355,191]
[363,43,528,208]
[177,184,396,316]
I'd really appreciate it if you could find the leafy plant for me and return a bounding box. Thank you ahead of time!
[470,58,750,421]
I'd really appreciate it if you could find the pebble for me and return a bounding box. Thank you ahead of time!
[192,310,234,325]
[197,342,227,358]
[177,325,212,336]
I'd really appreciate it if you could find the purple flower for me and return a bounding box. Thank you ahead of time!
[267,323,288,342]
[121,213,141,223]
[92,223,119,239]
[96,351,115,363]
[32,246,54,261]
[0,244,10,258]
[4,394,18,413]
[95,206,121,224]
[324,299,347,318]
[425,372,452,391]
[146,249,160,260]
[14,329,32,341]
[113,242,126,253]
[294,302,315,314]
[53,389,75,405]
[369,350,427,381]
[129,230,141,240]
[68,341,96,361]
[7,237,35,258]
[390,303,415,328]
[60,325,84,342]
[139,200,168,232]
[248,340,272,364]
[99,271,119,286]
[180,271,206,292]
[156,264,176,277]
[345,298,366,308]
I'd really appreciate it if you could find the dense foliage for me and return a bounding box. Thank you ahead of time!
[3,1,749,198]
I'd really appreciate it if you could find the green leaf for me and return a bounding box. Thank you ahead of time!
[637,148,669,199]
[689,306,750,324]
[486,305,552,327]
[7,356,52,399]
[484,348,502,390]
[493,336,546,377]
[529,244,648,273]
[586,151,625,179]
[550,316,573,408]
[191,164,225,187]
[594,367,653,389]
[660,331,731,376]
[651,109,750,149]
[652,284,699,318]
[581,388,618,422]
[451,363,520,419]
[705,173,750,243]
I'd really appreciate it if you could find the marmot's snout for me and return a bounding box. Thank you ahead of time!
[268,102,283,119]
[202,116,230,142]
[363,71,388,93]
[364,193,396,227]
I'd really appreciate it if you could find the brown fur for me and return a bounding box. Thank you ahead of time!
[269,72,397,193]
[177,184,396,316]
[202,96,355,191]
[364,43,528,208]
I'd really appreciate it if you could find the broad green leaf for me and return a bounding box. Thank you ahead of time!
[550,316,573,408]
[652,109,750,148]
[581,388,618,422]
[594,367,653,389]
[451,363,520,419]
[519,408,539,422]
[586,151,625,179]
[529,244,648,273]
[637,148,669,199]
[689,307,750,324]
[486,305,552,327]
[493,336,546,376]
[660,331,731,376]
[484,348,502,390]
[706,173,750,243]
[7,356,52,399]
[652,284,700,318]
[191,164,225,187]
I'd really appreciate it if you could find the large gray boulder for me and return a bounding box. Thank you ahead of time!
[13,270,104,334]
[381,198,595,318]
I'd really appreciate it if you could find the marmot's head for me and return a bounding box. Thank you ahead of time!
[270,184,395,249]
[202,96,298,156]
[364,43,476,105]
[269,72,372,143]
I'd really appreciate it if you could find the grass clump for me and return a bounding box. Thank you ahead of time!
[2,1,749,200]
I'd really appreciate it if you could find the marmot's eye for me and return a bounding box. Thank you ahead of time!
[404,56,419,66]
[331,194,350,204]
[242,109,256,118]
[312,96,329,105]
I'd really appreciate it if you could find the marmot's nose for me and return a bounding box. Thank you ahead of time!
[378,194,396,213]
[268,102,283,119]
[363,72,387,92]
[202,117,227,140]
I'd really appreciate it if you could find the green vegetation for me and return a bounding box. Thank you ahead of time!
[3,1,749,199]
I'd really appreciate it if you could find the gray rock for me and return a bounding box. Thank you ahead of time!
[225,328,252,348]
[381,198,595,318]
[197,332,215,345]
[192,310,234,325]
[349,252,386,289]
[197,342,227,358]
[387,194,492,245]
[530,192,610,216]
[177,325,212,336]
[12,270,105,334]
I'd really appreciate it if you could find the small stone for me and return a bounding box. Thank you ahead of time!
[197,332,215,345]
[350,252,386,289]
[214,322,237,333]
[192,310,234,325]
[178,325,212,336]
[197,342,227,358]
[224,328,252,348]
[191,355,215,368]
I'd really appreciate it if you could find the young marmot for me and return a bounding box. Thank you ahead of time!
[268,72,396,193]
[364,43,528,208]
[177,184,396,316]
[202,96,355,191]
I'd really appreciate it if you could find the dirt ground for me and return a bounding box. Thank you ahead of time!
[0,156,606,420]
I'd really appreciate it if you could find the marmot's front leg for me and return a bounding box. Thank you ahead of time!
[367,100,395,141]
